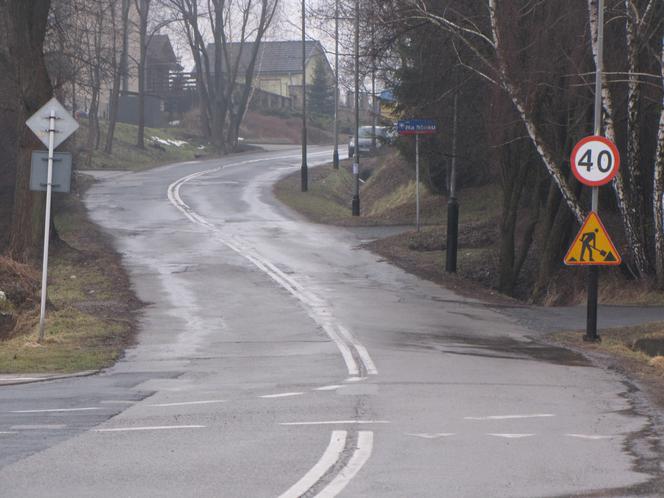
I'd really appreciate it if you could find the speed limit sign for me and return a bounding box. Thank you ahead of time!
[571,136,620,187]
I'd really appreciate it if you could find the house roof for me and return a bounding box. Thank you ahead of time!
[147,34,179,68]
[206,40,327,75]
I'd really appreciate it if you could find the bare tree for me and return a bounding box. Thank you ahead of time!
[106,0,131,154]
[164,0,278,152]
[399,0,664,285]
[0,0,54,261]
[135,0,152,149]
[654,36,664,287]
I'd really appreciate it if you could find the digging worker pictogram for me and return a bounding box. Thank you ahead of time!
[580,228,605,262]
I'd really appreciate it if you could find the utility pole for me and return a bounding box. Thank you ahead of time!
[445,89,459,272]
[585,0,605,342]
[371,11,376,151]
[301,0,308,192]
[351,0,360,216]
[333,0,339,169]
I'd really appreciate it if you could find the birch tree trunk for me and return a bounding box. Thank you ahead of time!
[488,0,584,224]
[588,0,650,275]
[654,37,664,288]
[625,1,645,241]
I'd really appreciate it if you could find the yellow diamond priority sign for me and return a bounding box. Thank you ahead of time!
[564,212,621,266]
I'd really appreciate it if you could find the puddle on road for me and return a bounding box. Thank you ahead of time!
[395,332,590,367]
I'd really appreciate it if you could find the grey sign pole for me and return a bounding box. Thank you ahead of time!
[27,97,78,343]
[585,0,604,342]
[415,134,420,231]
[38,110,56,342]
[351,0,360,216]
[333,0,339,169]
[300,0,308,192]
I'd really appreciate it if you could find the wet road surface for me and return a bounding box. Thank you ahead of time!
[0,146,662,497]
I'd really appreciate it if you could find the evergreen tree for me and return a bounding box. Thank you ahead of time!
[307,60,334,116]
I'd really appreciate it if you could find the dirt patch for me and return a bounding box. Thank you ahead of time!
[241,110,335,145]
[367,227,519,307]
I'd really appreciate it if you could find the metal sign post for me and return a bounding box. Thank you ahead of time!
[351,0,360,216]
[38,110,56,342]
[588,0,605,342]
[446,91,459,273]
[300,0,308,192]
[415,134,420,231]
[26,97,79,342]
[397,119,437,232]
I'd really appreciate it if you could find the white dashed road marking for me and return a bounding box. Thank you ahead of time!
[148,400,226,407]
[345,377,367,383]
[280,420,390,426]
[93,425,206,433]
[260,392,304,399]
[465,414,555,420]
[11,425,67,430]
[487,433,535,438]
[406,433,456,439]
[314,385,343,391]
[10,407,101,414]
[565,434,615,440]
[0,377,42,381]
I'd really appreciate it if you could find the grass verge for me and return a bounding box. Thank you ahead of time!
[0,183,139,374]
[273,149,516,304]
[274,149,664,306]
[553,324,664,372]
[75,121,211,171]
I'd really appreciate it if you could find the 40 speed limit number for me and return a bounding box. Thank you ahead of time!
[571,136,620,187]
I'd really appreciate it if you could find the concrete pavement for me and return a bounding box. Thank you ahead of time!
[0,146,661,497]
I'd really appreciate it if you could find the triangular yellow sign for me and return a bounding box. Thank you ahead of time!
[564,212,621,266]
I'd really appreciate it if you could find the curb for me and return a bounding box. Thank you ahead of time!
[0,370,99,387]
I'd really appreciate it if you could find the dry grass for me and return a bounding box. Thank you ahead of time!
[75,121,211,172]
[552,322,664,376]
[0,174,139,373]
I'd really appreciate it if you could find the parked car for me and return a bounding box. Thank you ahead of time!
[348,125,390,158]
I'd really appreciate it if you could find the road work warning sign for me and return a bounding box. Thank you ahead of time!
[564,212,621,266]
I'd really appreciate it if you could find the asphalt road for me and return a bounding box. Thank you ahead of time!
[0,146,662,497]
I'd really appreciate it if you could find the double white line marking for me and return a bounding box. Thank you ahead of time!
[278,430,374,498]
[168,152,378,496]
[167,154,378,379]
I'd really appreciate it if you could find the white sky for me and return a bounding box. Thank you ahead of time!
[160,0,365,92]
[161,1,332,67]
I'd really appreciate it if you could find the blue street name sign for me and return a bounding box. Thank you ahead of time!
[397,119,438,135]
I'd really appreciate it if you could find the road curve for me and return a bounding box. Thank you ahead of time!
[0,145,660,497]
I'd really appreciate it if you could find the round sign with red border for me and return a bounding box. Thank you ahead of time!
[570,135,620,187]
